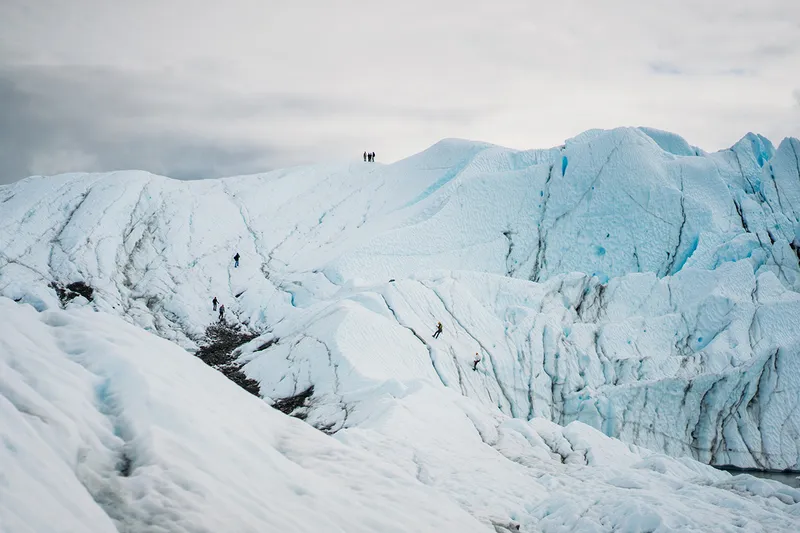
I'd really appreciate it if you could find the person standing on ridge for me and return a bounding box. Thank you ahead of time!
[212,296,218,311]
[219,304,225,321]
[234,252,240,268]
[363,151,367,162]
[473,352,482,371]
[372,152,376,162]
[432,321,443,339]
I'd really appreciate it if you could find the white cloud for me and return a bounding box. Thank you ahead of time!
[28,149,98,177]
[0,0,799,183]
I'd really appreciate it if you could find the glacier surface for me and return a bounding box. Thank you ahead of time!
[3,298,799,532]
[2,126,800,530]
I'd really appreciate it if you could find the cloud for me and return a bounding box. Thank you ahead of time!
[751,44,796,58]
[0,63,493,184]
[0,0,799,184]
[649,62,684,76]
[0,66,293,183]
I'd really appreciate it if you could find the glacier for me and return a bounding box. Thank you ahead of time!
[2,126,800,531]
[4,298,799,532]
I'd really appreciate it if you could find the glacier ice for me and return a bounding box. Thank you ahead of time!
[2,126,800,530]
[2,298,799,532]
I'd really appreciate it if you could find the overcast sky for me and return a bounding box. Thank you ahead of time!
[1,0,799,184]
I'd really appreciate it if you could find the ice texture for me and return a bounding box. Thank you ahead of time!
[2,127,800,531]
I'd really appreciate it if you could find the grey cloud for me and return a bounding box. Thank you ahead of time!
[202,92,488,124]
[0,66,297,183]
[717,68,756,77]
[648,61,683,76]
[0,64,490,184]
[648,62,757,78]
[751,44,796,58]
[2,0,798,185]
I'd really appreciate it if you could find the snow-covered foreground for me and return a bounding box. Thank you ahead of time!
[0,298,486,532]
[2,126,800,530]
[3,298,799,532]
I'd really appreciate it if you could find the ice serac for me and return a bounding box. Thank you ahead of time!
[1,126,799,485]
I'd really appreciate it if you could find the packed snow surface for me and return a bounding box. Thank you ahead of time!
[2,127,800,531]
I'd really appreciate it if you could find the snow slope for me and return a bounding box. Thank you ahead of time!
[0,298,487,532]
[2,126,800,523]
[3,297,799,532]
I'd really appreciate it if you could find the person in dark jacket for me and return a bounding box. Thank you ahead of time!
[212,296,218,311]
[364,151,367,162]
[432,321,443,339]
[219,304,225,321]
[234,252,240,268]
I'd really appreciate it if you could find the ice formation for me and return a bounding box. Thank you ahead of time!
[2,127,800,531]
